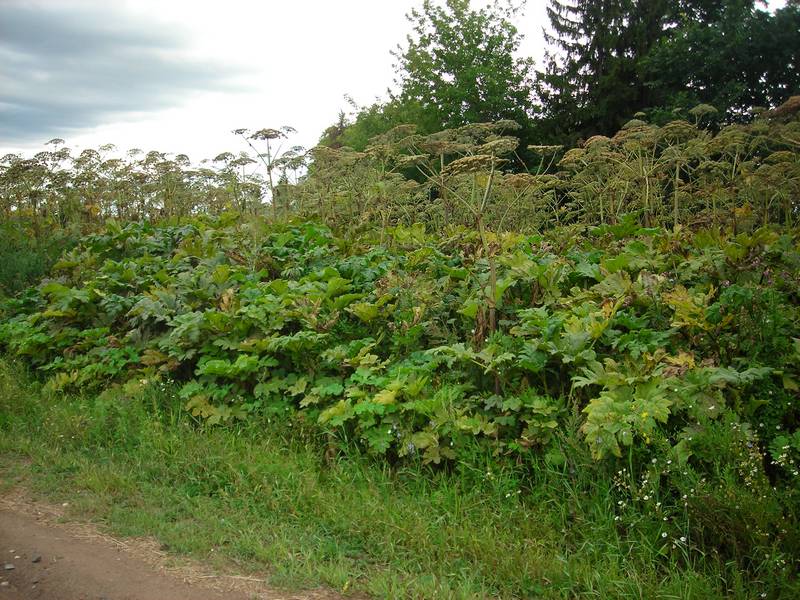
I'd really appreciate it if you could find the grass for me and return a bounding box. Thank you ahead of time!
[0,357,789,599]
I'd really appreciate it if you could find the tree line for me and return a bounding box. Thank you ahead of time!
[322,0,800,152]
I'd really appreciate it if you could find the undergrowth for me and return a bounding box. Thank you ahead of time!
[1,358,795,599]
[0,215,799,596]
[0,220,76,296]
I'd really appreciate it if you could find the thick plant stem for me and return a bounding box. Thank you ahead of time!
[673,162,680,230]
[440,153,449,227]
[266,139,277,220]
[477,155,497,337]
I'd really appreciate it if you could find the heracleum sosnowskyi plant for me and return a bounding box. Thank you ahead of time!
[2,215,799,582]
[358,120,525,339]
[233,126,307,219]
[0,135,270,228]
[1,110,799,596]
[4,106,800,235]
[307,109,800,234]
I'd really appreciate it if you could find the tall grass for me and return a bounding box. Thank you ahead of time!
[0,358,791,599]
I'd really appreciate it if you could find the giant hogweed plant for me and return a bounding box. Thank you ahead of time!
[0,126,311,233]
[4,108,798,244]
[294,109,800,236]
[3,216,800,568]
[1,217,797,467]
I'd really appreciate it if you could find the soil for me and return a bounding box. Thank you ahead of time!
[0,492,341,600]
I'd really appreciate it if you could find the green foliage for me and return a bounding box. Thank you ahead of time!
[320,0,537,157]
[1,117,799,591]
[540,1,800,140]
[1,2,799,593]
[0,219,77,295]
[2,217,798,477]
[642,3,800,121]
[6,359,798,598]
[393,0,534,130]
[303,112,800,240]
[540,0,663,137]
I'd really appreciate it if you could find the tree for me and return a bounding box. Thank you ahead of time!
[538,0,798,139]
[318,98,439,152]
[393,0,535,130]
[641,2,800,120]
[320,1,536,156]
[538,0,675,140]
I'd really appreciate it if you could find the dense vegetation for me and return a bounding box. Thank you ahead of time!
[6,107,800,236]
[2,1,800,598]
[2,104,800,600]
[1,358,784,599]
[2,214,800,594]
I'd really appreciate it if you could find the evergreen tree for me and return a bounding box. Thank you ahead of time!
[538,0,797,137]
[642,2,800,119]
[538,0,673,139]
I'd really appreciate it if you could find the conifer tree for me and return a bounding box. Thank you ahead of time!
[538,0,672,139]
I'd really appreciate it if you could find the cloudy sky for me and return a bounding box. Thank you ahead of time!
[0,0,786,161]
[0,0,547,161]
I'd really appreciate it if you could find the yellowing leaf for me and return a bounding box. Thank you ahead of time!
[373,388,398,405]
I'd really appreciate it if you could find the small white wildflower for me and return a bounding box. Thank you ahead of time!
[661,532,667,538]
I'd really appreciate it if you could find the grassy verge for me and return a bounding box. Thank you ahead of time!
[0,357,790,599]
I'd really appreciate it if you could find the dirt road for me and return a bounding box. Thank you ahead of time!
[0,496,338,600]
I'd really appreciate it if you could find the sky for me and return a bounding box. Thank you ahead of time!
[0,0,786,162]
[0,0,550,161]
